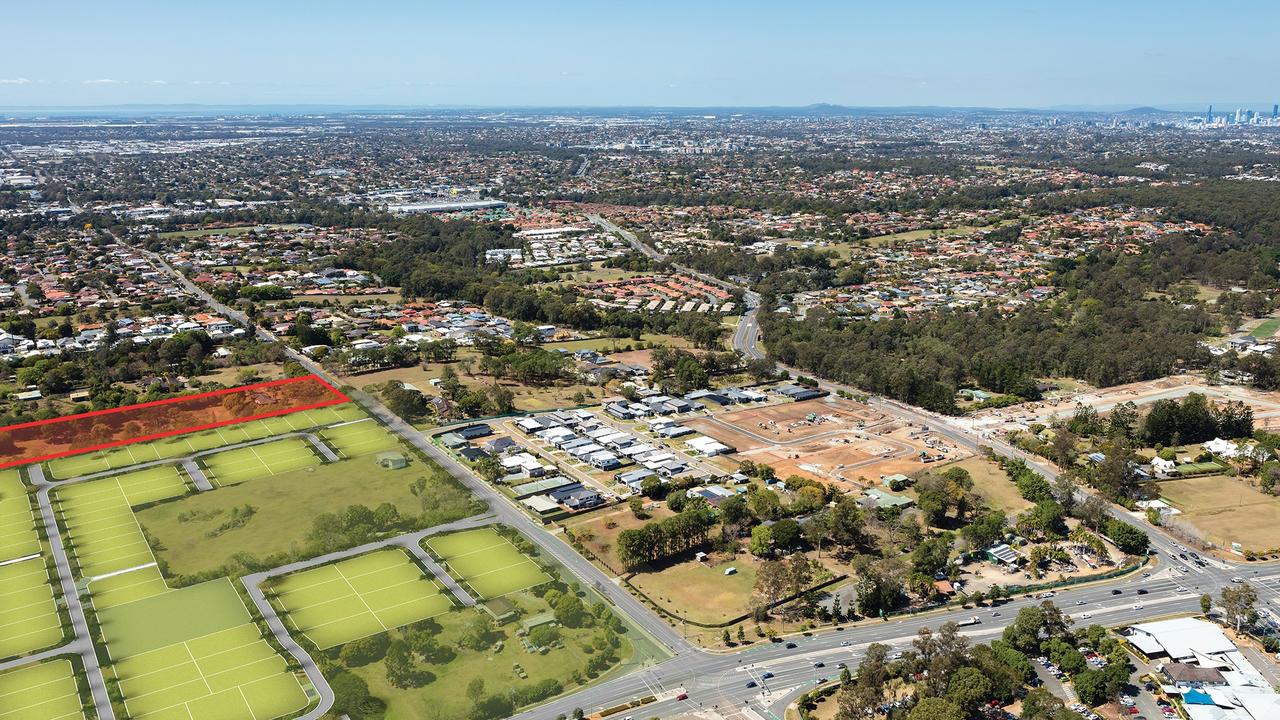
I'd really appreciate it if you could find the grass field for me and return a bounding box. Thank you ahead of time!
[319,419,400,458]
[102,579,307,720]
[45,404,364,479]
[157,223,307,239]
[1251,318,1280,338]
[0,557,63,660]
[0,659,85,720]
[863,221,1015,247]
[627,556,760,624]
[0,469,40,562]
[273,549,453,649]
[201,437,320,486]
[1161,475,1280,551]
[137,454,477,578]
[427,528,551,599]
[56,466,188,608]
[1174,461,1227,476]
[937,456,1034,515]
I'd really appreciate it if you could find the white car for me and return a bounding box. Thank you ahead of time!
[1080,613,1093,619]
[1132,604,1143,610]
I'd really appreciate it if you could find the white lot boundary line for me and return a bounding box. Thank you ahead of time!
[87,562,158,583]
[369,592,452,620]
[120,624,258,672]
[463,557,546,583]
[432,537,510,562]
[238,685,260,720]
[297,577,430,616]
[124,652,282,716]
[0,618,62,647]
[0,586,55,620]
[0,552,41,569]
[279,556,399,595]
[334,564,388,632]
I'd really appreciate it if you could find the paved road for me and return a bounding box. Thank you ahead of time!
[181,459,214,491]
[27,466,116,720]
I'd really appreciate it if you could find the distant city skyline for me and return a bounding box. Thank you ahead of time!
[2,0,1277,109]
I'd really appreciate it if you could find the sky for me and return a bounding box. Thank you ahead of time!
[2,0,1276,109]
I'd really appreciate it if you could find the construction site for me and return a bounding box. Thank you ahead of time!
[683,396,966,489]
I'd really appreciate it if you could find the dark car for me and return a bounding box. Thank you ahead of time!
[762,671,774,679]
[1111,589,1123,595]
[813,661,825,668]
[1137,589,1149,595]
[746,680,758,688]
[785,642,798,649]
[676,692,688,701]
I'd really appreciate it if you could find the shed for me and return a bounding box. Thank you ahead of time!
[375,452,409,469]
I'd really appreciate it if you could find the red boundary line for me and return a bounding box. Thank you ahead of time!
[0,375,350,471]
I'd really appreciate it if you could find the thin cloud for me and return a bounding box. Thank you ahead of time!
[82,78,126,85]
[0,78,32,85]
[189,80,231,86]
[148,79,169,85]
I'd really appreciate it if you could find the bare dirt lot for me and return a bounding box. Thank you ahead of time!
[971,375,1280,434]
[684,397,966,487]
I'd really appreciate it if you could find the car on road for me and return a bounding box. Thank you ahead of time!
[1232,577,1245,583]
[840,640,850,646]
[1178,553,1188,560]
[785,642,798,649]
[1137,589,1148,595]
[676,692,688,701]
[762,672,774,679]
[746,680,757,688]
[1133,604,1144,610]
[1080,613,1093,619]
[1076,600,1086,605]
[813,661,825,668]
[1112,589,1123,595]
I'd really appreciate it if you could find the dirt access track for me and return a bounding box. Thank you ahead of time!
[969,375,1280,434]
[684,396,967,488]
[0,375,348,468]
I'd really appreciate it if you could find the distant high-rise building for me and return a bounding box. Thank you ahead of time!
[1207,105,1213,122]
[1273,104,1278,119]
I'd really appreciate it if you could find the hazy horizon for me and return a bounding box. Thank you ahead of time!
[3,0,1277,109]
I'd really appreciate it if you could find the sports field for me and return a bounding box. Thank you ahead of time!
[202,437,319,486]
[426,528,551,599]
[0,659,85,720]
[56,467,188,608]
[320,419,400,458]
[101,580,308,720]
[273,548,453,649]
[45,404,363,480]
[0,557,63,659]
[1251,318,1280,338]
[0,469,40,561]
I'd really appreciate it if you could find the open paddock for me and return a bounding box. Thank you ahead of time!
[1159,475,1280,551]
[273,548,452,649]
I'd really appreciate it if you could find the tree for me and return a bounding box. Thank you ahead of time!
[1221,583,1259,631]
[946,666,993,712]
[749,524,774,557]
[772,518,801,550]
[753,560,790,608]
[1201,593,1213,615]
[908,697,963,720]
[384,639,419,688]
[911,534,953,577]
[554,593,588,627]
[339,634,389,666]
[1103,519,1149,555]
[1073,669,1108,707]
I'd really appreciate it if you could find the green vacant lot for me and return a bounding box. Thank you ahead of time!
[274,549,453,649]
[137,454,476,578]
[1251,318,1280,338]
[0,659,85,720]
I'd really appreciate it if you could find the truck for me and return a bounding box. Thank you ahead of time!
[958,616,981,627]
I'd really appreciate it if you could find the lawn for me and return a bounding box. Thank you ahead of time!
[863,222,1010,247]
[936,456,1034,515]
[427,528,551,599]
[1160,475,1280,551]
[97,578,250,658]
[273,548,453,649]
[137,454,476,578]
[1250,318,1280,338]
[627,555,761,624]
[0,659,85,720]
